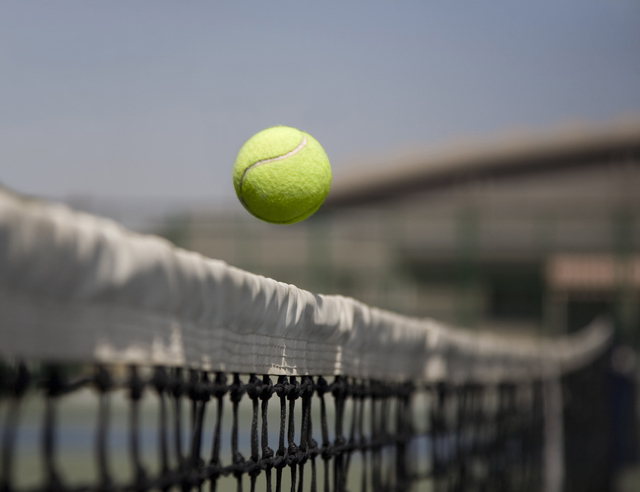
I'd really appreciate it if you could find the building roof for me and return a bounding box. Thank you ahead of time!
[326,118,640,208]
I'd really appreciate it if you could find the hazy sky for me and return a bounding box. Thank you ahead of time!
[1,1,639,208]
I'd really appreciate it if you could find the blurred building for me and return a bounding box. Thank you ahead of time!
[168,119,640,341]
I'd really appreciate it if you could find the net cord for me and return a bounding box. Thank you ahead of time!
[0,188,613,383]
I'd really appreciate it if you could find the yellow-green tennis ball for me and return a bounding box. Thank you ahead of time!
[233,126,332,224]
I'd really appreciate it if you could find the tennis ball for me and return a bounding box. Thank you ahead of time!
[233,126,332,224]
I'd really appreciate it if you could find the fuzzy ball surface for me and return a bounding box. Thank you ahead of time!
[233,126,332,224]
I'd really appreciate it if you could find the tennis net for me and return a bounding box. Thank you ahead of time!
[0,187,613,492]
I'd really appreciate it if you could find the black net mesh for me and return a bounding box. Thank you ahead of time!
[0,362,547,492]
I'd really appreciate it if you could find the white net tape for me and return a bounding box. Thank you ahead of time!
[0,187,612,382]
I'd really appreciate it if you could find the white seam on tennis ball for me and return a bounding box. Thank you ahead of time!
[239,136,308,190]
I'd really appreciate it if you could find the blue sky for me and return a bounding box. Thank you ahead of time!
[1,1,639,207]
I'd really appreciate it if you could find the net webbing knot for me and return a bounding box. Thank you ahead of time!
[187,369,210,403]
[170,368,186,399]
[229,374,245,403]
[151,366,169,393]
[211,372,228,398]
